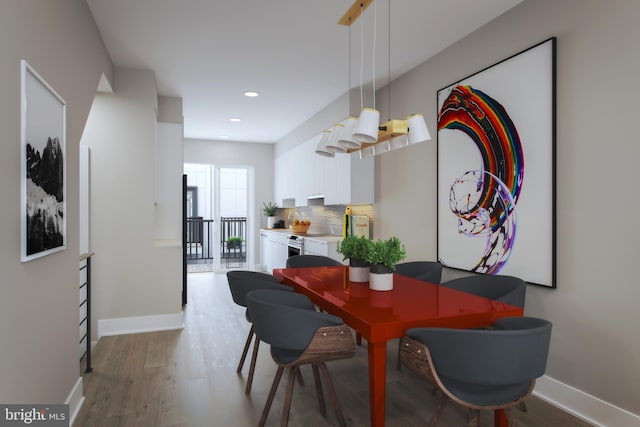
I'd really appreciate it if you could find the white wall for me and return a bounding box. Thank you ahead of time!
[155,121,183,242]
[81,68,182,338]
[0,0,111,406]
[276,0,640,422]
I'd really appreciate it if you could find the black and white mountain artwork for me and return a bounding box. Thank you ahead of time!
[25,136,64,255]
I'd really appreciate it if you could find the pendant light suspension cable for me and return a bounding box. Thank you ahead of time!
[372,0,377,110]
[388,0,391,121]
[359,2,364,111]
[349,17,352,113]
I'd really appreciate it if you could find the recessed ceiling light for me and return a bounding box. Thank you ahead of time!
[229,118,241,122]
[219,135,230,139]
[244,91,260,97]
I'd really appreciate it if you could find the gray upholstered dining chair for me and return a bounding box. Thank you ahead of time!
[226,271,294,394]
[286,254,342,268]
[285,254,359,344]
[439,273,529,412]
[247,289,356,427]
[395,261,443,284]
[399,316,552,427]
[442,274,526,308]
[394,261,444,369]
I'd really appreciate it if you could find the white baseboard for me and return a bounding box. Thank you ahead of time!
[66,377,84,427]
[535,375,640,427]
[98,312,184,338]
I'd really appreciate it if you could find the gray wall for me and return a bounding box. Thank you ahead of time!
[277,0,640,419]
[0,0,111,403]
[378,0,640,415]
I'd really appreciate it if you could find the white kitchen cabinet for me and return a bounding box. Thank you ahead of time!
[293,137,327,205]
[260,230,268,271]
[307,135,325,198]
[323,151,350,205]
[274,151,293,205]
[324,152,374,205]
[262,230,289,273]
[292,143,307,206]
[274,137,374,207]
[303,237,343,264]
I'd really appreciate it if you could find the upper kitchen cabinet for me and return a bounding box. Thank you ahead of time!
[274,137,374,207]
[274,149,293,207]
[324,151,373,205]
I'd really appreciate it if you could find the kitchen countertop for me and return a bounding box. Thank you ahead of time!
[303,235,343,242]
[261,228,342,242]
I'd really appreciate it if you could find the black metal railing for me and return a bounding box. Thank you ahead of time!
[79,252,94,373]
[186,217,214,262]
[185,216,247,267]
[220,217,247,267]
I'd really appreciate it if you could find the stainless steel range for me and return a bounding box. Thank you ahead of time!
[286,234,304,257]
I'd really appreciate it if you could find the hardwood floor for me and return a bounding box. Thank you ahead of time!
[74,272,593,427]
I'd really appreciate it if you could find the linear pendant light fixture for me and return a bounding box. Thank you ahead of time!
[352,0,380,144]
[315,0,431,158]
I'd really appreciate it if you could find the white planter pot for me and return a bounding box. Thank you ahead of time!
[369,272,393,291]
[349,266,369,283]
[267,216,275,228]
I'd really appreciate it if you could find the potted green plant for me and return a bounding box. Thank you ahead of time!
[227,236,242,250]
[262,202,278,228]
[365,236,407,291]
[336,235,372,282]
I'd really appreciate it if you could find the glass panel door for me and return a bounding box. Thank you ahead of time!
[214,166,253,270]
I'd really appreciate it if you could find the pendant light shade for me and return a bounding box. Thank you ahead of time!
[353,108,380,143]
[326,124,347,153]
[315,130,335,157]
[338,116,360,149]
[407,113,431,145]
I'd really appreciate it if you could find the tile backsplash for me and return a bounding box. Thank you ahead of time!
[271,204,374,237]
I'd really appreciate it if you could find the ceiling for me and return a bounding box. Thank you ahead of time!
[87,0,522,143]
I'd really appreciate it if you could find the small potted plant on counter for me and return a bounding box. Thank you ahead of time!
[337,235,372,282]
[366,236,406,291]
[262,202,278,228]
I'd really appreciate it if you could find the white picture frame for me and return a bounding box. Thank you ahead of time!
[21,60,67,262]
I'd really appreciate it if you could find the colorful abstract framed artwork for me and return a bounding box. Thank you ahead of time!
[437,38,556,288]
[21,60,67,262]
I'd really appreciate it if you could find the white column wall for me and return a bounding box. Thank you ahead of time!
[81,68,182,339]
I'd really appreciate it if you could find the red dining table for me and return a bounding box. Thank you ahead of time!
[273,266,524,427]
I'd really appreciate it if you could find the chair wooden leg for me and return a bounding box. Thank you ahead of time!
[317,362,347,427]
[428,392,449,427]
[237,325,254,373]
[311,364,327,418]
[468,409,480,427]
[518,401,528,412]
[245,335,260,394]
[258,366,284,427]
[505,407,515,427]
[281,366,299,427]
[296,368,305,386]
[356,332,362,346]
